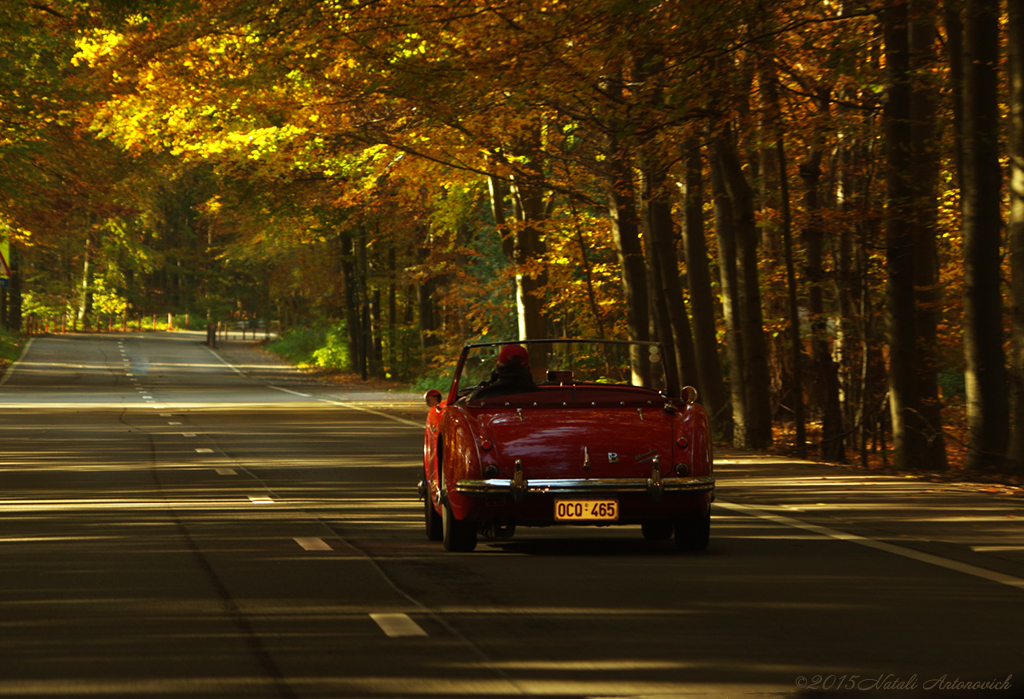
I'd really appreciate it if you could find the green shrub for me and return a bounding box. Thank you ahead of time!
[407,365,456,395]
[266,326,325,367]
[267,322,350,370]
[311,323,350,370]
[938,368,966,400]
[0,327,22,364]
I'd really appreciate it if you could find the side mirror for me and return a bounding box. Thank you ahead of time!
[424,389,442,408]
[680,385,698,404]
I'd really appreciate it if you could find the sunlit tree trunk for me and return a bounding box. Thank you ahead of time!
[509,172,548,345]
[962,0,1009,469]
[713,128,773,449]
[606,138,650,383]
[681,140,733,441]
[640,159,697,396]
[79,243,93,330]
[801,145,846,463]
[602,70,650,383]
[710,153,747,446]
[486,133,549,361]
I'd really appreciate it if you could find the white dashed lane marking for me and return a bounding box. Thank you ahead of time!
[294,537,333,551]
[370,613,428,638]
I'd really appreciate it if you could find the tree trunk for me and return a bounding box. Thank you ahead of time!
[642,223,680,394]
[777,138,807,458]
[79,246,93,330]
[962,0,1009,469]
[487,134,549,367]
[710,153,747,446]
[757,46,793,423]
[713,129,774,449]
[1009,0,1024,468]
[567,198,606,339]
[509,172,548,346]
[7,250,20,332]
[885,0,931,470]
[340,233,364,373]
[681,140,733,441]
[641,158,698,396]
[604,130,650,385]
[944,0,966,198]
[801,149,846,463]
[356,233,370,381]
[910,0,949,470]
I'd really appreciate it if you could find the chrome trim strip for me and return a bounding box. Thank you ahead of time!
[454,475,715,496]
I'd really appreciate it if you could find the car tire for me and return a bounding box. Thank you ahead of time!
[442,502,477,552]
[674,511,710,552]
[424,479,443,541]
[640,520,674,540]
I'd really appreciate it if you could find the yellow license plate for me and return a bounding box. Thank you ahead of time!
[554,499,619,521]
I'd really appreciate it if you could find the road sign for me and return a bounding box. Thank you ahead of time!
[0,236,9,280]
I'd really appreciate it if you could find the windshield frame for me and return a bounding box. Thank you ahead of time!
[447,339,671,404]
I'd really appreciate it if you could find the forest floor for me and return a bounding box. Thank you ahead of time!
[769,400,1024,496]
[215,337,407,393]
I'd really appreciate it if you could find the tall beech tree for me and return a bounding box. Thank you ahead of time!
[1010,0,1024,468]
[885,0,936,471]
[712,124,773,450]
[909,0,948,470]
[681,139,733,441]
[962,0,1009,469]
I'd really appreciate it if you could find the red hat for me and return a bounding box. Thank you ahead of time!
[497,344,529,367]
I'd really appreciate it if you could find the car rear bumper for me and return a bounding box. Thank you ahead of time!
[454,475,715,498]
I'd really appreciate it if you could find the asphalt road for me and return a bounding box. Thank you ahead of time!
[0,332,1022,699]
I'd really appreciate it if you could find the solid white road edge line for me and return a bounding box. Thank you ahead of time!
[0,338,32,387]
[715,499,1024,592]
[206,345,422,427]
[268,385,310,398]
[326,400,422,428]
[203,345,246,376]
[370,613,428,638]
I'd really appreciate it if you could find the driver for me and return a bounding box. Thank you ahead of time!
[468,344,539,400]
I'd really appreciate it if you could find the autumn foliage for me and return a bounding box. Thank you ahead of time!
[3,0,1024,473]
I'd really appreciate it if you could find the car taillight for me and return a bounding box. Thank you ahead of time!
[480,440,493,451]
[677,436,688,448]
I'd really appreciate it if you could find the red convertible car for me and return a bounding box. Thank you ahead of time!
[419,339,714,552]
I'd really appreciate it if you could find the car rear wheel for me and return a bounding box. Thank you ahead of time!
[674,511,710,552]
[442,502,477,552]
[640,520,674,540]
[424,477,442,541]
